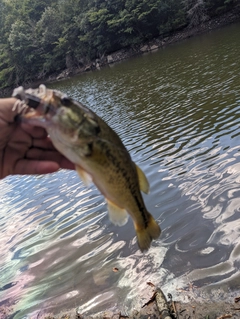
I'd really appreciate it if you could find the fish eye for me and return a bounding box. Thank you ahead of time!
[61,95,72,107]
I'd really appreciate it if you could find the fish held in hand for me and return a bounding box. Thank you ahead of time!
[12,84,161,251]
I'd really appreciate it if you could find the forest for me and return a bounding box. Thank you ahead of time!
[0,0,239,90]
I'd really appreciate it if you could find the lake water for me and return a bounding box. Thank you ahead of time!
[1,22,240,318]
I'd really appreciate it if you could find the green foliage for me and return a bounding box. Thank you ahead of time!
[0,0,239,88]
[205,0,239,15]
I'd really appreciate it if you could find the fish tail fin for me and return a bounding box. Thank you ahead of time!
[135,214,161,252]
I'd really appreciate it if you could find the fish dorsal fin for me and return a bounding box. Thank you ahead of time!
[107,200,129,226]
[75,165,92,187]
[135,163,150,194]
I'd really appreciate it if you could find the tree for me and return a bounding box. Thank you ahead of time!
[184,0,209,27]
[8,19,42,84]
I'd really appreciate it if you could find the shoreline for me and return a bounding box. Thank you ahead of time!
[6,287,238,319]
[1,9,240,97]
[45,9,240,82]
[1,287,240,319]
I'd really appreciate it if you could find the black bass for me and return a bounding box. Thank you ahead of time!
[12,84,161,251]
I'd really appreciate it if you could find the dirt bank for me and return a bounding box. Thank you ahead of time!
[27,288,240,319]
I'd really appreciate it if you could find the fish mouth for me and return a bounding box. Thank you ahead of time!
[12,84,56,119]
[13,84,48,107]
[12,84,57,128]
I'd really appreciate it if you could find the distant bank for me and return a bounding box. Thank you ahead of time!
[1,8,239,98]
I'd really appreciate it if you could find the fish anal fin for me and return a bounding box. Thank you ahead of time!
[134,214,161,252]
[135,163,150,194]
[107,200,129,226]
[75,165,92,187]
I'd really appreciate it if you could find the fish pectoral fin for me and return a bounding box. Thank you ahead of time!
[107,200,129,226]
[135,163,150,194]
[75,165,92,187]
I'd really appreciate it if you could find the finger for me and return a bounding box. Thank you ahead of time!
[0,98,19,123]
[59,157,75,170]
[26,148,66,161]
[26,148,75,170]
[21,123,48,139]
[32,137,55,150]
[14,159,61,175]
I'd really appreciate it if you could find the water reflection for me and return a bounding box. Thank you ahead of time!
[1,22,240,317]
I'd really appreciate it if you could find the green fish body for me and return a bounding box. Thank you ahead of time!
[13,84,161,251]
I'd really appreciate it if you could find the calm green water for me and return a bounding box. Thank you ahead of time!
[1,22,240,317]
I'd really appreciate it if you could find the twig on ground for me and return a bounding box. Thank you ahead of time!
[141,291,157,308]
[216,314,232,319]
[155,288,172,319]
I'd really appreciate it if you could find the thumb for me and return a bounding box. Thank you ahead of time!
[0,98,22,124]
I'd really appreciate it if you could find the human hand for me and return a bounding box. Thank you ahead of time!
[0,98,75,179]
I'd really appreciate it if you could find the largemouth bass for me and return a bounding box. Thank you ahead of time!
[12,84,161,251]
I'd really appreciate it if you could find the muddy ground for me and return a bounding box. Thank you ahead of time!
[2,287,240,319]
[43,294,240,319]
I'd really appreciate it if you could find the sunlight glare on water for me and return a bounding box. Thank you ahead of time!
[1,22,240,317]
